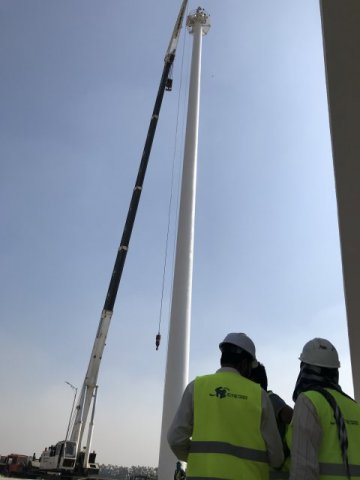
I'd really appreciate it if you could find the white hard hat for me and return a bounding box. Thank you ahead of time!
[299,338,340,369]
[219,333,257,361]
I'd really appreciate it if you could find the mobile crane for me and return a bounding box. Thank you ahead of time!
[38,1,189,476]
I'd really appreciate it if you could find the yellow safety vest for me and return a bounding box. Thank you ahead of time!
[186,371,268,480]
[288,388,360,479]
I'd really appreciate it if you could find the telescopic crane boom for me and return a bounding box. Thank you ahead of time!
[39,1,188,475]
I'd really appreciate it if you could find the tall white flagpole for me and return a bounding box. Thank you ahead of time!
[158,8,210,480]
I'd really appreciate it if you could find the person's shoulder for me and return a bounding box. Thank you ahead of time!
[268,391,284,402]
[194,372,217,382]
[293,392,319,415]
[268,392,287,410]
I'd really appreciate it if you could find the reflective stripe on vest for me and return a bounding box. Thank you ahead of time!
[319,462,360,477]
[187,477,228,480]
[269,470,289,479]
[190,440,268,462]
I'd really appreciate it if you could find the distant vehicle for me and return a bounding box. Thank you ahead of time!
[0,455,7,473]
[0,454,29,477]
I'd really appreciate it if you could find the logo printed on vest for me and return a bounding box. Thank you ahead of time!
[209,386,248,400]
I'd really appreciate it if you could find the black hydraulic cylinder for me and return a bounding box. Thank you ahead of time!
[103,54,175,313]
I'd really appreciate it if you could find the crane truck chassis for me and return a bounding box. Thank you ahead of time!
[0,447,99,479]
[39,441,99,476]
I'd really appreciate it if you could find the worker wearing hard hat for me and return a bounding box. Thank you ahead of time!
[167,333,284,479]
[289,338,360,479]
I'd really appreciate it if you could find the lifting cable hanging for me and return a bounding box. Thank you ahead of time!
[155,3,189,351]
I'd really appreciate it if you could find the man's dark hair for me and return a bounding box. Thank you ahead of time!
[319,365,339,384]
[250,363,268,390]
[300,362,339,384]
[220,344,253,367]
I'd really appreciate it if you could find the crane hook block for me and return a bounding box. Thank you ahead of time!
[165,78,173,91]
[155,333,161,350]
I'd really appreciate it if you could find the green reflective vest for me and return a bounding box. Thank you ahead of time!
[288,388,360,479]
[186,371,268,480]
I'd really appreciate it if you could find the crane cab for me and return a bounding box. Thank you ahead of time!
[39,441,76,472]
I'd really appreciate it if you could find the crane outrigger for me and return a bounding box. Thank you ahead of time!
[38,1,189,476]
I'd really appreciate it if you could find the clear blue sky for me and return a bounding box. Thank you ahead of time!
[0,0,352,467]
